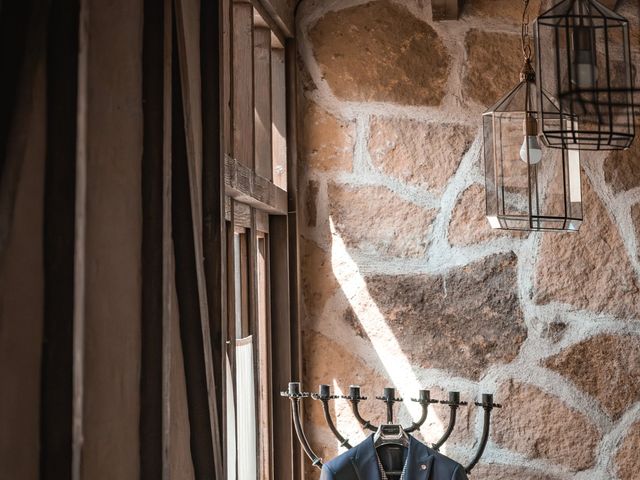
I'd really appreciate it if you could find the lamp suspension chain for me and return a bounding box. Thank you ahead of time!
[521,0,532,62]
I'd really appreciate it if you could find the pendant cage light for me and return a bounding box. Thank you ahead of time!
[484,61,584,231]
[535,0,635,150]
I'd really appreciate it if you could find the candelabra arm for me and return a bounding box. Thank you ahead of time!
[405,390,440,434]
[290,398,323,469]
[319,398,352,449]
[349,399,378,432]
[432,405,458,451]
[464,395,501,474]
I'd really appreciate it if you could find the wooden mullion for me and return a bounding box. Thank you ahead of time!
[161,0,173,476]
[265,233,275,479]
[249,208,262,478]
[254,25,272,181]
[271,46,287,191]
[232,2,254,169]
[71,0,89,477]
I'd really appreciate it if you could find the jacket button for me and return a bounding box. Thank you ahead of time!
[420,464,427,470]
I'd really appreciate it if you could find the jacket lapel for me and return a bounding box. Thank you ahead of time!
[350,435,381,480]
[404,436,434,480]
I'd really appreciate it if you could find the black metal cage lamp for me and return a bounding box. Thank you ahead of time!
[535,0,635,150]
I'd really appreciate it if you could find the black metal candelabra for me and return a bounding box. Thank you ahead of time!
[281,382,502,474]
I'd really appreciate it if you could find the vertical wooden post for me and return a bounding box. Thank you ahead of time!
[232,2,254,169]
[141,0,170,476]
[201,0,225,462]
[284,37,303,480]
[269,215,294,479]
[41,0,80,478]
[72,0,89,478]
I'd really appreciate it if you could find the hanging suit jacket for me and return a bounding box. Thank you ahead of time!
[319,434,468,480]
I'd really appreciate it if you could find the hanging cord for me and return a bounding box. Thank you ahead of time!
[521,0,532,61]
[520,0,535,81]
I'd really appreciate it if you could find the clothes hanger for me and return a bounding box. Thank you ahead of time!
[374,424,410,448]
[374,424,410,477]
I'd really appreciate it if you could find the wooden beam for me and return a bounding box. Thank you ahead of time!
[431,0,463,20]
[225,154,287,214]
[40,0,79,477]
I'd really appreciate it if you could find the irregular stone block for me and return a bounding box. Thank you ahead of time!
[472,464,561,480]
[301,237,340,323]
[615,421,640,480]
[368,118,474,194]
[463,0,542,24]
[364,253,526,379]
[546,334,640,419]
[302,101,355,173]
[604,136,640,193]
[328,183,437,258]
[534,180,640,321]
[448,184,527,246]
[492,381,599,471]
[464,30,522,107]
[309,1,451,105]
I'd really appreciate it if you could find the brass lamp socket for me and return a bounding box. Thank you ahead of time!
[523,116,538,136]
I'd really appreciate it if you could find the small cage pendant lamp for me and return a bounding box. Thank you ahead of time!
[535,0,635,150]
[484,0,584,232]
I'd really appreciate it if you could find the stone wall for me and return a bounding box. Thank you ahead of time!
[296,1,640,479]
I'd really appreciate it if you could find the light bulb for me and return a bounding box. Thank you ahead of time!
[573,52,598,88]
[519,135,542,164]
[571,27,598,88]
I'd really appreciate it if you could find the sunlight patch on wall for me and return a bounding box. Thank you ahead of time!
[328,217,445,445]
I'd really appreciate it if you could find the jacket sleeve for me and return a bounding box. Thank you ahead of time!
[319,464,336,480]
[451,464,468,480]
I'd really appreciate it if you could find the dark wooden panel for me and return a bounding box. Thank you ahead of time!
[141,0,167,476]
[172,35,217,478]
[284,37,303,480]
[172,0,223,475]
[0,0,49,260]
[200,0,225,462]
[269,215,294,480]
[253,26,272,180]
[40,0,79,478]
[232,2,254,168]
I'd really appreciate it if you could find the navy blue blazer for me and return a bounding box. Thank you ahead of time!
[319,435,467,480]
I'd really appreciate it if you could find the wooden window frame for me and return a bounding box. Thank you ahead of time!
[222,1,300,479]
